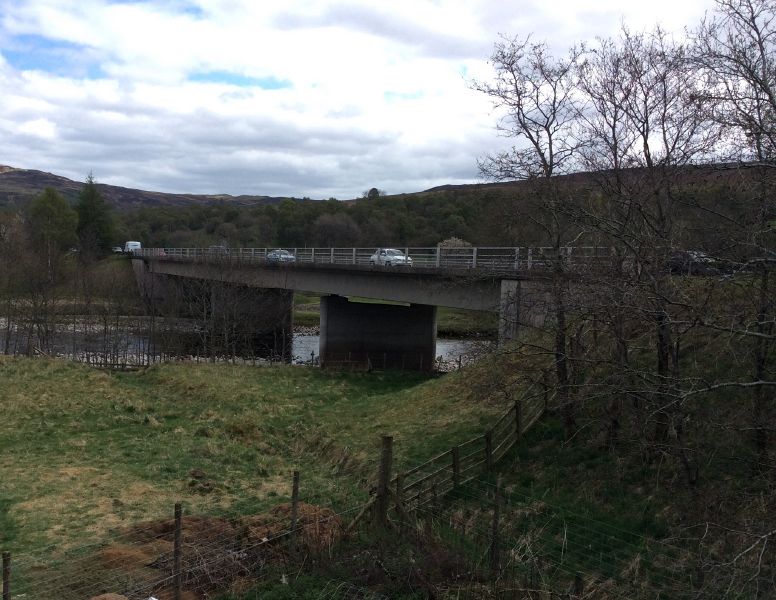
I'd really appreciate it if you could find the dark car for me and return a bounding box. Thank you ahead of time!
[668,250,720,275]
[267,249,296,263]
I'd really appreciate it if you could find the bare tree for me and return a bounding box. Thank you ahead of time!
[472,37,585,438]
[693,0,776,456]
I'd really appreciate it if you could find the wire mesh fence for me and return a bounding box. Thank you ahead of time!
[2,482,370,600]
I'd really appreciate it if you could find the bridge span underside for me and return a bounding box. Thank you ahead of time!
[135,257,549,370]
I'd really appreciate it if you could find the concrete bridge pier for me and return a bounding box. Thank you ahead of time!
[319,295,437,371]
[498,279,549,345]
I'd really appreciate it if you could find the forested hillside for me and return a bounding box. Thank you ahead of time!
[108,164,771,252]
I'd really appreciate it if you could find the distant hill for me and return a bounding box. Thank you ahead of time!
[0,165,291,210]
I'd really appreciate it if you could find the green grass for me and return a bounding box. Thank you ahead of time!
[293,310,320,327]
[0,357,511,556]
[436,307,497,338]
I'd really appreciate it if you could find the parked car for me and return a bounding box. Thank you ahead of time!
[267,249,296,263]
[111,246,123,254]
[370,248,413,267]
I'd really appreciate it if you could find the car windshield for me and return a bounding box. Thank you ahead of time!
[386,250,403,256]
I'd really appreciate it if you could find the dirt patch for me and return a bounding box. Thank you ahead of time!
[86,501,342,599]
[244,501,343,551]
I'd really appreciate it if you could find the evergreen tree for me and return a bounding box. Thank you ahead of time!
[76,174,114,257]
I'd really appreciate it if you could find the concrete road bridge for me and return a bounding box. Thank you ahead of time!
[132,246,611,370]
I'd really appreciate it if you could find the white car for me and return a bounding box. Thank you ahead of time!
[124,241,142,254]
[370,248,413,267]
[267,249,296,263]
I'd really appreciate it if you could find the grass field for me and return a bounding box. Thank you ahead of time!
[0,357,511,557]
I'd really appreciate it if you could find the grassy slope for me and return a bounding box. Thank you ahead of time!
[0,358,509,556]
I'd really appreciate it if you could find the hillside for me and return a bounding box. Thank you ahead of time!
[0,165,291,210]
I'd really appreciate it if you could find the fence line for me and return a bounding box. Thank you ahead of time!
[390,392,545,515]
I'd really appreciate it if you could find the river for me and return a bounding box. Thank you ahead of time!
[1,317,492,371]
[291,333,491,370]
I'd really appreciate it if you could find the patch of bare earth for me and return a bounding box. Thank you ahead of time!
[73,502,342,600]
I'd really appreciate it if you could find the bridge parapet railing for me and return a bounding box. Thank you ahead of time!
[140,246,615,272]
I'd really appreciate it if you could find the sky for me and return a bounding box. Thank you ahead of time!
[0,0,712,200]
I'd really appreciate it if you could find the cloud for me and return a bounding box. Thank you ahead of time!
[0,0,711,199]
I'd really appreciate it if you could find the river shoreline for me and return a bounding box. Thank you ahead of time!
[1,317,490,371]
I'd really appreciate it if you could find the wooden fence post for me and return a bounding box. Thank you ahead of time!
[173,502,182,600]
[374,435,393,527]
[2,551,10,600]
[485,431,493,472]
[291,470,300,544]
[452,446,460,490]
[489,479,501,577]
[574,572,584,598]
[395,474,405,532]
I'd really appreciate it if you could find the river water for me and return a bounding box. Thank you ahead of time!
[291,333,490,370]
[1,317,491,371]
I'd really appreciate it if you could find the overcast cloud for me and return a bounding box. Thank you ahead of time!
[0,0,711,199]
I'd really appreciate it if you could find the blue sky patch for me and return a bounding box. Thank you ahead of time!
[105,0,205,18]
[189,71,292,89]
[2,34,104,78]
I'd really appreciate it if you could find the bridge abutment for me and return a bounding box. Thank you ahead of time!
[319,295,437,371]
[498,279,548,344]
